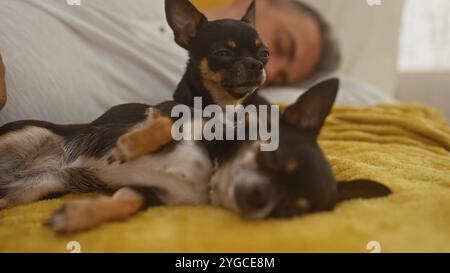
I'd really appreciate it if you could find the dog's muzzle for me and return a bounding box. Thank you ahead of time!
[223,58,266,96]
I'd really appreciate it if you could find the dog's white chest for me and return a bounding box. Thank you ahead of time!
[72,140,213,205]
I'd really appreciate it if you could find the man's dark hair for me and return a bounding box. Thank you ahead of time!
[273,0,342,86]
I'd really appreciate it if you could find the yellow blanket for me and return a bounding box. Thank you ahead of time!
[1,103,449,253]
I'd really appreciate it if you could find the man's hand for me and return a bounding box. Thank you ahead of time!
[0,54,6,110]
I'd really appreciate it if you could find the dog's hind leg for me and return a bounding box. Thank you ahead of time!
[46,187,162,233]
[0,174,67,209]
[0,126,68,209]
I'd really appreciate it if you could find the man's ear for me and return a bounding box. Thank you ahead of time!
[241,0,256,27]
[282,78,339,135]
[165,0,208,49]
[337,180,391,202]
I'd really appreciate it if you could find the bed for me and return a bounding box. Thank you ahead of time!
[1,102,449,252]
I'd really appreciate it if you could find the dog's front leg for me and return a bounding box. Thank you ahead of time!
[45,187,161,234]
[108,108,174,164]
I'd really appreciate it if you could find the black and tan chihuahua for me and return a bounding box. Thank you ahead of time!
[210,78,391,219]
[0,0,390,233]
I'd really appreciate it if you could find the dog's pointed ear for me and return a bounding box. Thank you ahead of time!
[337,180,391,202]
[282,78,339,135]
[165,0,208,49]
[241,0,256,27]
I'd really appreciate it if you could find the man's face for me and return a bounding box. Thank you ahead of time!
[255,1,322,85]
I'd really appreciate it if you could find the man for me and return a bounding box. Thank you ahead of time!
[0,0,339,123]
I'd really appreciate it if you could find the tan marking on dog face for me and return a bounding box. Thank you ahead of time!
[199,58,225,85]
[296,198,310,211]
[199,59,247,107]
[255,39,262,47]
[284,160,298,172]
[227,40,237,49]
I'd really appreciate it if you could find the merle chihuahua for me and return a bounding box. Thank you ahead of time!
[0,0,390,233]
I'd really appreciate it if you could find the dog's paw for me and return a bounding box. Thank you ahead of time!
[107,107,161,165]
[107,137,133,165]
[107,115,174,165]
[108,133,139,165]
[44,199,102,234]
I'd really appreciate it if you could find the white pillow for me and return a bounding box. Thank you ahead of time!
[261,76,396,107]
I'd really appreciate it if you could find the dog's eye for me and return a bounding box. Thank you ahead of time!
[258,50,270,59]
[214,50,233,58]
[257,151,281,173]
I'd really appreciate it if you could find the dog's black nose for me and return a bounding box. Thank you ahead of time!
[235,182,272,214]
[244,60,263,72]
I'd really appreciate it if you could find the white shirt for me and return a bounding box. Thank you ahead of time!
[0,0,187,124]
